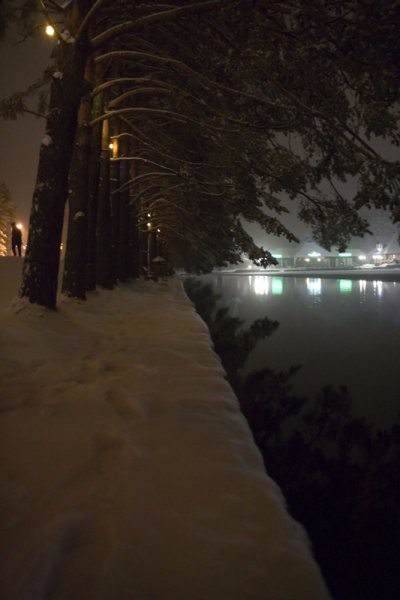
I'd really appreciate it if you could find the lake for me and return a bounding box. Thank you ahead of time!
[192,272,400,427]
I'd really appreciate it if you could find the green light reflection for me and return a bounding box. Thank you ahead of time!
[272,277,283,295]
[339,279,352,293]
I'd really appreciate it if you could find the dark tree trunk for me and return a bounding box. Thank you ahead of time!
[19,3,90,309]
[128,158,140,278]
[62,81,92,299]
[109,121,120,284]
[117,138,131,281]
[95,119,113,289]
[86,120,102,291]
[86,55,104,292]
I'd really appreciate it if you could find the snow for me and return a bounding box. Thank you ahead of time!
[0,257,330,599]
[41,134,52,147]
[73,211,86,220]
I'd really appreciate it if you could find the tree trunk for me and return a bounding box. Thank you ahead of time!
[86,119,102,291]
[109,121,120,284]
[95,118,113,289]
[19,4,89,309]
[117,138,131,281]
[129,157,140,278]
[62,80,92,299]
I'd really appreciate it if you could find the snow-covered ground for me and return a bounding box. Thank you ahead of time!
[0,257,330,599]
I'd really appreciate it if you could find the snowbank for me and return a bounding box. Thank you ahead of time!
[0,258,330,599]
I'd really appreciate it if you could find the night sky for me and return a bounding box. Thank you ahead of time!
[0,27,51,231]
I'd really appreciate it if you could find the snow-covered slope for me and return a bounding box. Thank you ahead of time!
[0,258,330,599]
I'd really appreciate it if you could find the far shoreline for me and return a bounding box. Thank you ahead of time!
[212,267,400,282]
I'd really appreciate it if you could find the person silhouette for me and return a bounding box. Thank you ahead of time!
[11,222,22,256]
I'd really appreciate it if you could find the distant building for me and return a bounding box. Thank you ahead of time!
[271,240,374,269]
[293,242,331,268]
[383,234,400,263]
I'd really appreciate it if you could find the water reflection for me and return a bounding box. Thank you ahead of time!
[247,274,393,303]
[196,273,400,426]
[250,275,284,296]
[339,279,352,293]
[306,277,322,296]
[372,279,383,298]
[251,275,269,295]
[271,277,283,295]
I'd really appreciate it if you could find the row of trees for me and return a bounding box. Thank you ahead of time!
[1,0,399,308]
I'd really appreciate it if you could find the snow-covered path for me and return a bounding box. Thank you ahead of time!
[0,258,330,599]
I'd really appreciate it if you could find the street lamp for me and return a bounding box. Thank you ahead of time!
[109,139,118,158]
[45,24,55,36]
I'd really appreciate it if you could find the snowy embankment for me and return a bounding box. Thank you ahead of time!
[0,257,330,599]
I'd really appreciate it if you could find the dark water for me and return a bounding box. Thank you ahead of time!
[196,273,400,427]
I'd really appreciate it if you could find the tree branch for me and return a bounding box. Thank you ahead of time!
[90,0,233,48]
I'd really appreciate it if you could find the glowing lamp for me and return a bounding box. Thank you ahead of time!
[45,24,55,36]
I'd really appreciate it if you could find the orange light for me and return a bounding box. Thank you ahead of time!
[109,138,118,157]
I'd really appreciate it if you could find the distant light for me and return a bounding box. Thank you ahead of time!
[16,223,23,230]
[305,258,310,262]
[308,251,321,257]
[147,222,152,228]
[306,278,321,295]
[339,279,352,293]
[358,255,367,261]
[272,253,282,259]
[339,252,352,257]
[317,258,321,262]
[109,138,118,157]
[372,254,383,260]
[373,280,383,297]
[157,228,161,233]
[45,24,55,36]
[271,277,283,295]
[253,276,269,296]
[147,213,151,217]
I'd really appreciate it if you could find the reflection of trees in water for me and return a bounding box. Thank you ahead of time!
[184,278,400,600]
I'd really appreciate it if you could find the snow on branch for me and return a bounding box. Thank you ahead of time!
[90,107,238,133]
[94,50,283,112]
[90,0,230,48]
[75,0,109,42]
[91,76,153,97]
[112,171,179,195]
[111,156,178,175]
